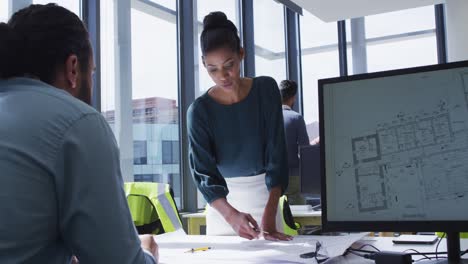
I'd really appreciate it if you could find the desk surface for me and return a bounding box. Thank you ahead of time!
[155,231,365,264]
[155,231,468,264]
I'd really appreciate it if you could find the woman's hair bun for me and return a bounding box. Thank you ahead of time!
[202,11,237,33]
[200,11,240,55]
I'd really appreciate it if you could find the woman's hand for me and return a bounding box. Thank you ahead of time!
[261,186,293,241]
[225,210,260,240]
[261,213,293,241]
[210,197,259,240]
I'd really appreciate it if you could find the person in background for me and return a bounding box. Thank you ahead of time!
[0,4,157,263]
[187,11,292,241]
[279,80,310,205]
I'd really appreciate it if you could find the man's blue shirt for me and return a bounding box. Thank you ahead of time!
[282,105,309,169]
[0,78,155,263]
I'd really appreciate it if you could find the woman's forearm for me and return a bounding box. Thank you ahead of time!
[267,186,282,207]
[210,197,238,222]
[263,186,282,222]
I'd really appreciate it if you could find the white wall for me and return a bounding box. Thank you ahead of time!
[445,0,468,62]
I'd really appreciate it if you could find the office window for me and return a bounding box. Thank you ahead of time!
[162,140,179,164]
[367,37,437,72]
[33,0,81,17]
[349,6,437,74]
[300,10,340,142]
[100,0,116,129]
[253,0,286,84]
[366,7,435,39]
[134,174,161,182]
[367,6,437,72]
[196,0,240,97]
[100,0,181,208]
[168,173,181,200]
[133,140,147,165]
[346,21,354,75]
[0,1,8,22]
[147,0,175,11]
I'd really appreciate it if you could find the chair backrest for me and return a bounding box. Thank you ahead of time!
[278,195,299,236]
[124,182,184,235]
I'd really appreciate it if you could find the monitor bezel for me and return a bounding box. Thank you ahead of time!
[299,144,321,198]
[318,60,468,232]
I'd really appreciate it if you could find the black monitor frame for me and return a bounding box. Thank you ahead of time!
[319,60,468,263]
[299,144,321,199]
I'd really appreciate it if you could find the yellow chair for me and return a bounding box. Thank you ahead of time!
[124,182,184,235]
[279,195,300,236]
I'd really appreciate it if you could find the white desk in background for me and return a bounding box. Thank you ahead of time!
[182,209,321,235]
[154,231,468,264]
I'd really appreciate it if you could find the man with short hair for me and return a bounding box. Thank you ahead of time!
[0,4,158,263]
[280,80,309,205]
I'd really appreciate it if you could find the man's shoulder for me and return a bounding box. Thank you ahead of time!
[283,108,302,119]
[32,83,98,120]
[37,85,97,117]
[0,78,107,166]
[3,78,100,128]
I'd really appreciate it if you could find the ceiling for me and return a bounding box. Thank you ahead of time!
[289,0,446,22]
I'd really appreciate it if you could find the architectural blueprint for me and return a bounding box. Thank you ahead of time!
[325,69,468,221]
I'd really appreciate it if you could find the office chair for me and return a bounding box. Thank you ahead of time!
[124,182,184,235]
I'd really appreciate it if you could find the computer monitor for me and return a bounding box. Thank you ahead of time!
[319,60,468,264]
[299,144,321,208]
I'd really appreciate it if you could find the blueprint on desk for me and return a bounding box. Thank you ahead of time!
[323,67,468,221]
[154,231,368,264]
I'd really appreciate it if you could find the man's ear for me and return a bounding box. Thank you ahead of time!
[64,54,79,90]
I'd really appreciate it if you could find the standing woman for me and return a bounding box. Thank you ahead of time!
[187,11,292,241]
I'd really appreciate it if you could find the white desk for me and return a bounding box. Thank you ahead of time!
[329,236,468,263]
[154,231,366,264]
[154,231,468,264]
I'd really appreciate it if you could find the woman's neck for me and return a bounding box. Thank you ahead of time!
[210,78,252,105]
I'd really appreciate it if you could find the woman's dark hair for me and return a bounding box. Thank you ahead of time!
[279,80,298,101]
[200,11,241,56]
[0,4,91,83]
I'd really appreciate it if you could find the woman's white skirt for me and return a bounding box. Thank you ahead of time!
[206,173,283,236]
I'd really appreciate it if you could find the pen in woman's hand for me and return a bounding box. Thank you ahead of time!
[253,227,270,235]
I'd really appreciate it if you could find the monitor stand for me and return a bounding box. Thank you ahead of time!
[420,232,468,264]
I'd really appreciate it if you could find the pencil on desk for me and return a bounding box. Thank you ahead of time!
[184,246,211,253]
